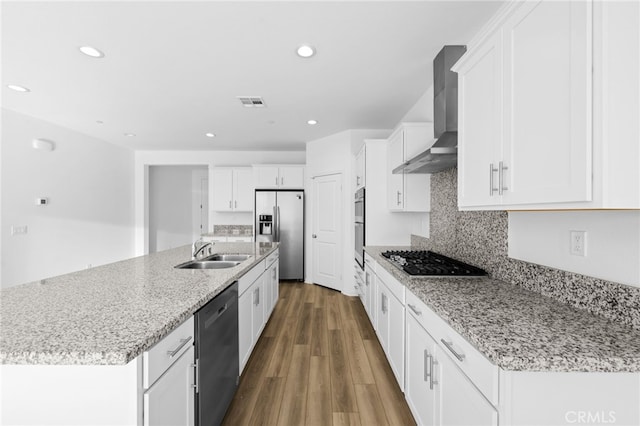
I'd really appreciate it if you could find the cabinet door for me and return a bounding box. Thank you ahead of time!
[364,265,374,325]
[212,168,234,212]
[387,131,404,210]
[254,166,280,189]
[233,168,254,211]
[238,289,253,373]
[406,314,439,426]
[279,166,305,188]
[143,345,195,426]
[457,31,503,208]
[376,282,390,356]
[387,292,405,389]
[270,261,279,314]
[355,146,366,189]
[252,274,266,342]
[439,347,497,426]
[502,0,592,205]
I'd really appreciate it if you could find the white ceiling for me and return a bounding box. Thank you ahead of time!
[1,1,502,151]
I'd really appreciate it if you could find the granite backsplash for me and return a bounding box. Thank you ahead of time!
[411,168,640,330]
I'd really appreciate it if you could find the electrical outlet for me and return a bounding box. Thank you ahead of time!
[570,231,587,256]
[11,225,28,236]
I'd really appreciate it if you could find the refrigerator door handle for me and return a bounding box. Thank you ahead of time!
[273,205,278,242]
[276,206,281,242]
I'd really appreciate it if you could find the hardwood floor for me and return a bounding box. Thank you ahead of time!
[223,282,416,426]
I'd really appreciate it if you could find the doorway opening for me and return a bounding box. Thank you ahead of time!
[148,165,208,253]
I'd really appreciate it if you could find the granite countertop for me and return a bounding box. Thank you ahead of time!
[365,246,640,373]
[0,242,278,366]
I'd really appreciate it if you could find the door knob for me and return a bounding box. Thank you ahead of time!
[312,234,317,238]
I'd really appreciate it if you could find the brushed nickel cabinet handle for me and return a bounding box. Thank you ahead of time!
[489,163,498,196]
[408,304,421,316]
[441,339,465,362]
[499,161,508,195]
[167,336,193,358]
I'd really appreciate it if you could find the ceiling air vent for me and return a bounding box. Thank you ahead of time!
[237,96,266,108]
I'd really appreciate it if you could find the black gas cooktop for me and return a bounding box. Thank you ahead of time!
[381,250,487,277]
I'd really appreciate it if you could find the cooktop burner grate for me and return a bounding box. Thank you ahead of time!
[381,250,487,277]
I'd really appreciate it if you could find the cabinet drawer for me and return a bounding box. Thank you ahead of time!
[265,250,279,269]
[363,252,376,274]
[375,264,405,303]
[143,316,194,389]
[238,260,266,295]
[406,289,499,406]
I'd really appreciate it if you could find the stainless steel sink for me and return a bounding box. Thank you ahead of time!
[175,260,241,270]
[203,254,251,262]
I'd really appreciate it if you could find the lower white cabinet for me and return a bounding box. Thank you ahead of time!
[202,235,253,243]
[238,248,280,373]
[439,344,497,426]
[375,273,405,389]
[406,312,439,426]
[363,261,375,326]
[143,345,195,426]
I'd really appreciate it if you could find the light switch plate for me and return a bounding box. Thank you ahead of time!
[11,225,28,236]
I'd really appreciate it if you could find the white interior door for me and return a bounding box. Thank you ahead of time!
[312,173,342,291]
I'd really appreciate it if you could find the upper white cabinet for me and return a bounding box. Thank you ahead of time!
[355,145,366,190]
[455,0,639,210]
[212,167,253,212]
[254,165,305,189]
[386,123,432,212]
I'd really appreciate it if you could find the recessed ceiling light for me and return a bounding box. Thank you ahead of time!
[205,133,216,138]
[124,133,136,137]
[79,46,105,58]
[7,84,30,93]
[307,119,318,125]
[296,45,316,58]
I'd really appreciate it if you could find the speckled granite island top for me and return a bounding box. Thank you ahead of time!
[0,242,278,366]
[365,246,640,373]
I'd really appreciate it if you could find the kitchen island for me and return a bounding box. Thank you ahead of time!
[0,242,278,425]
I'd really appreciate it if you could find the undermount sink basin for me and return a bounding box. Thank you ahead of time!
[175,260,241,270]
[203,254,251,262]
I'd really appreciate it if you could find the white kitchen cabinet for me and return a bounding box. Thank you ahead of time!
[142,316,195,426]
[456,0,639,210]
[386,123,431,212]
[251,274,266,344]
[143,345,195,426]
[238,250,279,373]
[265,251,279,316]
[253,165,305,189]
[363,259,376,327]
[375,270,405,389]
[439,347,497,426]
[405,311,439,426]
[212,167,253,212]
[355,144,365,190]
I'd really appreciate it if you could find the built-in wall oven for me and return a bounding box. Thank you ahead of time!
[355,188,365,269]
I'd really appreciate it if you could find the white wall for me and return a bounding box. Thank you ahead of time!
[148,165,207,253]
[509,211,640,287]
[134,150,305,254]
[1,109,135,288]
[306,129,391,295]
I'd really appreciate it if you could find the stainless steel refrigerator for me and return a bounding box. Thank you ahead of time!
[255,190,304,280]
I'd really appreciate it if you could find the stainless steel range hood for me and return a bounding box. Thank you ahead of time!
[393,45,466,174]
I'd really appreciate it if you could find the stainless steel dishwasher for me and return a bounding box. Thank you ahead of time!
[195,282,239,426]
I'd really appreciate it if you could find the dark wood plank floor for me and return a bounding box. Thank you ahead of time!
[222,282,416,426]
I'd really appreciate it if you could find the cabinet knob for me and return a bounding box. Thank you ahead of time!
[312,234,317,238]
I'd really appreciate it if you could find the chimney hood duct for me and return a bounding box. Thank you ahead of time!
[393,45,466,174]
